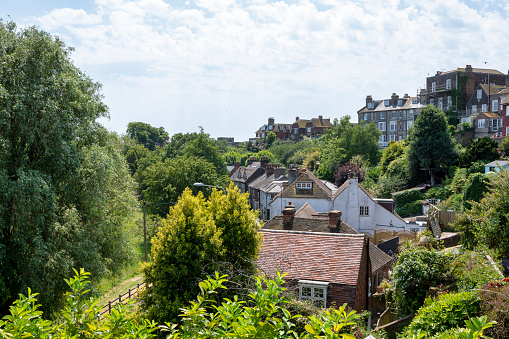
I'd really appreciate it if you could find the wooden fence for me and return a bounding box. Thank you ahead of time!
[99,282,146,316]
[428,203,457,231]
[364,229,418,244]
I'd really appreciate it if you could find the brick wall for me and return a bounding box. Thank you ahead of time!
[327,284,357,309]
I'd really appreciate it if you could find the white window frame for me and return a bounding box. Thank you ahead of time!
[482,104,487,112]
[477,89,482,100]
[398,99,403,106]
[306,127,312,133]
[367,102,374,109]
[430,99,434,106]
[390,121,396,131]
[299,280,328,307]
[493,100,499,112]
[380,112,385,120]
[478,119,485,128]
[364,113,368,120]
[407,120,414,129]
[472,105,477,114]
[412,98,418,104]
[378,122,386,131]
[409,109,414,117]
[360,206,369,216]
[447,96,452,109]
[446,79,452,90]
[438,98,443,110]
[384,99,390,106]
[296,182,312,189]
[379,134,387,143]
[390,134,396,142]
[506,126,509,136]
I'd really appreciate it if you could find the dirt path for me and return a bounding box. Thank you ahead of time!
[98,275,144,308]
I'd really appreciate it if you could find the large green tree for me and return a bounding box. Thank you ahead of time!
[126,122,169,151]
[407,105,459,185]
[459,136,500,167]
[0,21,137,313]
[140,184,261,323]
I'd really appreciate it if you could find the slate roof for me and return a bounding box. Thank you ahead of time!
[257,230,366,286]
[443,67,504,75]
[357,96,422,114]
[480,84,506,96]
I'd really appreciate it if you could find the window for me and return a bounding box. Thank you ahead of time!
[446,79,452,90]
[262,126,266,131]
[407,120,414,129]
[430,99,434,106]
[399,122,404,130]
[438,98,443,110]
[360,206,369,216]
[472,105,477,114]
[390,121,396,131]
[390,134,396,142]
[402,110,406,118]
[477,89,482,99]
[306,127,312,133]
[268,125,273,130]
[367,102,374,109]
[392,111,396,118]
[364,113,368,120]
[409,109,414,117]
[378,122,386,131]
[482,104,487,112]
[446,96,452,109]
[384,99,390,106]
[398,99,403,106]
[432,82,436,92]
[412,98,418,104]
[478,119,485,128]
[506,126,509,136]
[293,128,298,134]
[299,281,328,307]
[493,100,499,112]
[380,112,385,119]
[399,135,403,141]
[296,182,312,189]
[262,133,265,138]
[379,135,387,143]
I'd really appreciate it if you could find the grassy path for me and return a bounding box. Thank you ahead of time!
[98,274,144,308]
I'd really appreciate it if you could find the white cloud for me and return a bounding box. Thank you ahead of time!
[26,0,509,140]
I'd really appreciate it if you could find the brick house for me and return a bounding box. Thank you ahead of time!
[255,116,333,141]
[357,93,422,148]
[498,89,509,137]
[255,117,292,141]
[248,164,286,214]
[257,229,371,311]
[473,112,502,139]
[230,157,268,194]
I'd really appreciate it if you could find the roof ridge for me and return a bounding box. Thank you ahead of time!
[260,229,366,237]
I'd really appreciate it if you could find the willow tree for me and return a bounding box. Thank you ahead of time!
[0,20,137,313]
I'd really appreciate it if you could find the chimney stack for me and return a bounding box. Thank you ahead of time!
[466,65,473,72]
[268,117,274,126]
[288,165,298,185]
[366,95,373,107]
[260,156,268,168]
[249,157,256,166]
[391,93,399,106]
[274,166,286,178]
[266,164,275,177]
[282,202,296,230]
[328,210,342,233]
[230,161,241,177]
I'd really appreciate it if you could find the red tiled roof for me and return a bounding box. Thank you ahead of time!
[257,230,365,286]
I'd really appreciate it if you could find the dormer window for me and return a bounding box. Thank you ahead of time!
[384,99,390,106]
[296,182,313,189]
[243,172,247,180]
[398,99,403,106]
[367,102,374,109]
[237,171,241,178]
[412,98,418,104]
[269,125,273,130]
[262,126,266,131]
[477,89,482,100]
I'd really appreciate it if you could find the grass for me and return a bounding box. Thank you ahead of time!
[96,209,157,307]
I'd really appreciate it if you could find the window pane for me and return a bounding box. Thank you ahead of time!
[314,288,324,298]
[302,287,311,297]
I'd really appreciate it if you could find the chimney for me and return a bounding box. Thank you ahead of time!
[288,165,298,185]
[366,95,373,107]
[260,156,268,168]
[404,93,410,98]
[274,166,286,178]
[295,116,299,121]
[230,161,241,177]
[268,117,274,126]
[466,65,473,72]
[319,115,323,125]
[282,201,296,230]
[266,164,275,177]
[391,93,399,106]
[328,210,342,233]
[249,157,256,166]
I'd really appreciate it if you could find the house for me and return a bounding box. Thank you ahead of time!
[424,65,508,121]
[465,84,506,121]
[257,229,371,311]
[485,160,509,174]
[262,203,393,294]
[269,168,422,232]
[248,164,286,214]
[255,117,292,141]
[230,157,268,194]
[258,175,288,221]
[473,111,502,139]
[357,93,423,148]
[499,89,509,137]
[254,116,333,142]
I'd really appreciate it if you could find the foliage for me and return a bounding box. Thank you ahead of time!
[375,175,407,199]
[125,144,150,174]
[0,268,159,338]
[384,154,410,183]
[0,21,137,313]
[462,173,489,210]
[126,122,169,151]
[140,184,261,324]
[499,136,509,157]
[265,131,277,148]
[460,137,500,168]
[407,105,459,184]
[467,161,486,176]
[183,127,227,176]
[334,162,365,187]
[449,168,468,194]
[404,291,480,337]
[380,141,406,175]
[317,116,381,181]
[425,186,453,201]
[164,132,199,159]
[391,247,454,316]
[446,193,463,212]
[451,250,501,292]
[396,201,423,217]
[479,281,509,338]
[394,189,424,207]
[141,156,218,217]
[267,139,317,167]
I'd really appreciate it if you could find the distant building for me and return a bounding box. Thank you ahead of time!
[255,116,333,141]
[357,93,422,148]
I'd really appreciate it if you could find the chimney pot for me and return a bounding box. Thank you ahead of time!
[282,202,296,230]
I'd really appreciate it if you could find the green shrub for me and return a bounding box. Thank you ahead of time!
[396,201,423,217]
[394,189,424,207]
[479,280,509,338]
[404,291,480,337]
[425,186,453,201]
[451,251,501,291]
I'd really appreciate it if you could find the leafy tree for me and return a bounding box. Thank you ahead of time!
[380,141,406,175]
[124,144,150,174]
[462,173,489,210]
[317,116,380,181]
[500,135,509,157]
[460,136,500,167]
[126,121,169,151]
[0,21,137,313]
[183,128,227,175]
[164,131,199,159]
[407,105,459,185]
[334,162,365,186]
[141,184,261,323]
[141,156,218,217]
[265,131,277,148]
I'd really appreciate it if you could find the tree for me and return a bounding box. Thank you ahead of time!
[183,127,227,176]
[140,184,261,323]
[124,144,150,174]
[317,116,380,181]
[500,135,509,157]
[462,173,489,210]
[380,141,405,175]
[265,131,276,148]
[126,121,169,151]
[407,105,459,185]
[459,136,500,167]
[0,21,137,313]
[334,162,365,187]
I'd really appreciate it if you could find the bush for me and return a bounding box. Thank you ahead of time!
[462,173,489,210]
[451,250,502,291]
[425,186,453,201]
[404,291,481,337]
[394,189,424,207]
[479,279,509,338]
[396,200,423,217]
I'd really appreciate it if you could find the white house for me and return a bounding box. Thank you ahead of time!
[269,169,421,233]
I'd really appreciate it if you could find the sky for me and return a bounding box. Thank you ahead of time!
[1,0,509,141]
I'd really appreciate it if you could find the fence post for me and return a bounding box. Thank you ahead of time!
[128,288,131,299]
[108,301,111,313]
[119,295,122,304]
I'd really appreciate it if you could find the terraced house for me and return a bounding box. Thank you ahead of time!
[255,116,333,141]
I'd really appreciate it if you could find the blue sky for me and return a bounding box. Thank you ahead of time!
[1,0,508,141]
